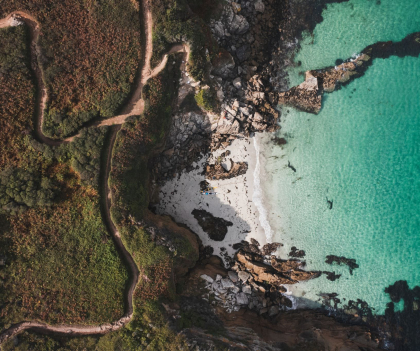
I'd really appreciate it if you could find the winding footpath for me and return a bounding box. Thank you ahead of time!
[0,0,189,346]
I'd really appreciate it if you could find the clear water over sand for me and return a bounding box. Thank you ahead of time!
[262,0,420,313]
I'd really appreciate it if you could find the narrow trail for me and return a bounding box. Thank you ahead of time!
[0,0,188,345]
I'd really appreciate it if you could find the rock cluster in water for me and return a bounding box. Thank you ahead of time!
[198,239,324,315]
[325,254,359,275]
[274,53,371,114]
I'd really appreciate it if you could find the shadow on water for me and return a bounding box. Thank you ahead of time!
[294,280,420,351]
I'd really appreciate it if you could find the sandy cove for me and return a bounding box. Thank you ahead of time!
[156,135,271,263]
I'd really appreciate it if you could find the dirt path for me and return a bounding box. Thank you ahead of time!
[0,12,61,146]
[94,43,190,128]
[0,0,188,346]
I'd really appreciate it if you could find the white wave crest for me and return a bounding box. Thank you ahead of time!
[252,136,273,242]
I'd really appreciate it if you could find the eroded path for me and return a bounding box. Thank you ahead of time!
[0,0,188,345]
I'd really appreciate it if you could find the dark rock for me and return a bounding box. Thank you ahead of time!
[272,137,287,145]
[236,44,251,62]
[323,271,342,281]
[288,246,305,258]
[280,295,293,308]
[325,255,359,275]
[192,209,233,241]
[199,180,210,192]
[261,242,282,256]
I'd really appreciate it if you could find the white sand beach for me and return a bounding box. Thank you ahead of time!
[157,135,271,263]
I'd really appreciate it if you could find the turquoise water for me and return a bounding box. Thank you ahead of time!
[263,0,420,313]
[288,0,420,85]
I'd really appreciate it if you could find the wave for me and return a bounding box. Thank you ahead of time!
[252,136,273,242]
[350,52,361,61]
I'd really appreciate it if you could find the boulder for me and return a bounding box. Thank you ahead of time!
[242,285,252,294]
[212,50,235,78]
[236,292,249,305]
[239,106,251,116]
[192,209,233,241]
[221,278,235,289]
[201,274,214,283]
[280,296,293,308]
[228,271,239,282]
[255,0,265,13]
[206,159,248,181]
[232,286,240,294]
[230,15,249,35]
[238,271,251,282]
[233,77,242,89]
[236,44,251,62]
[269,306,279,317]
[251,121,267,131]
[253,112,264,122]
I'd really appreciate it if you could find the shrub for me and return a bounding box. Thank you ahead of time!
[194,88,217,112]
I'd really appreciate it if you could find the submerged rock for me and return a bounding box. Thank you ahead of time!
[325,255,359,275]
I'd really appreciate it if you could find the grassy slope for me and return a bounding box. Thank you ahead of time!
[0,0,214,349]
[2,58,191,351]
[1,0,142,138]
[0,26,128,329]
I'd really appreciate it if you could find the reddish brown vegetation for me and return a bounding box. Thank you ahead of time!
[1,183,127,325]
[136,259,173,301]
[0,26,35,169]
[1,0,142,137]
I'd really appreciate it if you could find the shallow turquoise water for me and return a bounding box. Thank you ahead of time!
[263,0,420,313]
[288,0,420,85]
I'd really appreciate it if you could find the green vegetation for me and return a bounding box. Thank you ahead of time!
[194,87,218,112]
[0,1,210,349]
[0,25,35,170]
[1,0,142,138]
[150,0,220,82]
[0,184,128,326]
[0,25,128,330]
[2,300,188,351]
[186,0,224,23]
[110,57,180,224]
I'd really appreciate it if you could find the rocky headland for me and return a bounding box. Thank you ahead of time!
[274,31,420,114]
[148,0,420,350]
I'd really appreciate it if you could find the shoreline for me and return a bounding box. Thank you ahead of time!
[156,136,269,263]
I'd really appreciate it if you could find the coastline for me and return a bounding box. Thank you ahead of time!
[156,136,268,263]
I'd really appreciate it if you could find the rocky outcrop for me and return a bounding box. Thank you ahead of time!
[276,71,322,113]
[274,30,420,114]
[275,54,371,113]
[192,209,233,241]
[288,246,305,258]
[205,158,248,180]
[178,252,380,351]
[325,255,359,275]
[235,250,321,286]
[219,308,380,351]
